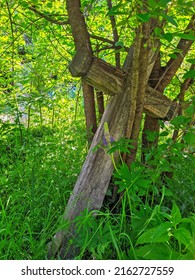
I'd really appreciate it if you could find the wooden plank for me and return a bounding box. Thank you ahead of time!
[83,57,176,119]
[69,47,93,76]
[144,87,171,119]
[84,57,127,96]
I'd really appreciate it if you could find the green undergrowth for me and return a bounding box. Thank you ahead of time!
[73,200,195,260]
[72,151,195,260]
[0,110,194,260]
[70,119,195,260]
[0,121,87,259]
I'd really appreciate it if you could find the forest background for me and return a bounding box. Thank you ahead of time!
[0,0,195,260]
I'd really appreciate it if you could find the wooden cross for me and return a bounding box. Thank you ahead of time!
[69,50,178,120]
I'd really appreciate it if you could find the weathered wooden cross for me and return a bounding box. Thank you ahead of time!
[70,49,178,120]
[48,46,178,259]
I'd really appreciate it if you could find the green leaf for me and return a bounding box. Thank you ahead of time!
[137,13,150,22]
[174,227,192,247]
[186,58,195,64]
[148,0,158,9]
[154,27,162,36]
[107,145,120,154]
[145,130,158,142]
[107,3,125,16]
[171,115,191,128]
[115,41,124,47]
[136,179,151,188]
[164,188,173,197]
[19,0,28,7]
[175,32,195,41]
[135,243,176,260]
[160,131,169,137]
[183,69,195,79]
[168,53,177,59]
[185,103,195,116]
[136,222,171,245]
[171,202,182,226]
[162,32,173,42]
[92,144,100,153]
[47,2,53,8]
[117,19,128,27]
[162,14,178,27]
[107,138,134,154]
[116,163,131,180]
[158,0,171,8]
[183,132,195,146]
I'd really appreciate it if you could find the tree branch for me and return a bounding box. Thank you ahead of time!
[28,6,69,25]
[66,0,92,53]
[174,64,195,103]
[172,64,195,141]
[156,15,195,92]
[106,0,120,67]
[90,34,129,52]
[90,34,114,45]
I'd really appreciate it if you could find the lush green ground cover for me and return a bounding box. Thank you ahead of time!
[0,118,194,260]
[0,121,87,259]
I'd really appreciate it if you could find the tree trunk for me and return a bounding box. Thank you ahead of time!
[124,24,150,166]
[82,81,97,144]
[142,53,161,162]
[141,15,194,161]
[96,91,104,121]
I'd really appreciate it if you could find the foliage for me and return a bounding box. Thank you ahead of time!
[0,120,87,259]
[73,126,195,260]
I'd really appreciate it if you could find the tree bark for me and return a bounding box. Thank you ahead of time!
[142,52,161,161]
[172,64,195,141]
[125,23,150,166]
[80,56,175,119]
[96,91,104,121]
[66,0,92,52]
[66,0,93,77]
[82,81,97,144]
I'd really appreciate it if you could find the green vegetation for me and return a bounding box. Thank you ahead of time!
[0,119,87,259]
[1,101,194,260]
[0,0,194,260]
[75,130,195,260]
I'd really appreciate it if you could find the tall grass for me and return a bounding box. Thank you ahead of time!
[0,121,87,259]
